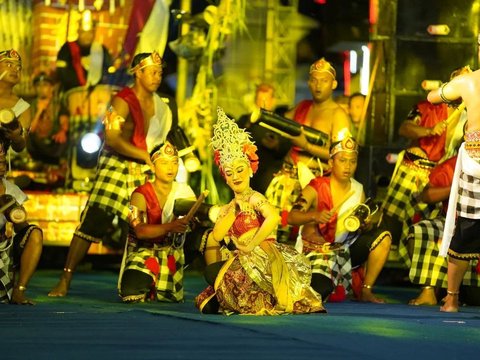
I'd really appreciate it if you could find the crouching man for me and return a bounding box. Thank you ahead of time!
[288,134,391,303]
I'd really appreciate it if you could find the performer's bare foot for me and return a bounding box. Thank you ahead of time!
[408,286,437,306]
[439,291,459,312]
[359,285,386,304]
[48,269,72,297]
[11,286,35,305]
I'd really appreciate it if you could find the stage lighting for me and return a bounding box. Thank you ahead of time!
[77,132,102,169]
[80,132,102,154]
[180,147,201,173]
[168,127,201,172]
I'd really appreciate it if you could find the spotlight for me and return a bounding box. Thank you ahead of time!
[180,147,202,173]
[80,132,102,154]
[77,132,102,169]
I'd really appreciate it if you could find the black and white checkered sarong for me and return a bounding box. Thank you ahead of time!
[122,243,185,302]
[87,150,150,222]
[457,172,480,219]
[306,249,353,293]
[383,162,440,244]
[407,217,480,288]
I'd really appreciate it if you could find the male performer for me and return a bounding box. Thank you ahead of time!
[119,141,196,303]
[266,58,351,241]
[56,10,112,92]
[0,49,30,150]
[49,52,174,297]
[382,66,469,253]
[288,135,391,303]
[0,49,42,304]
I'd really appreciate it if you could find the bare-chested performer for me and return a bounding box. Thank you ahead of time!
[265,58,351,240]
[0,49,42,305]
[427,65,480,312]
[48,52,174,297]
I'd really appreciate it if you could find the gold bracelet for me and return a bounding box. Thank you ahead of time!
[439,82,454,104]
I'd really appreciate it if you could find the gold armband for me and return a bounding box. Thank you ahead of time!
[103,111,125,131]
[128,205,146,228]
[439,83,452,104]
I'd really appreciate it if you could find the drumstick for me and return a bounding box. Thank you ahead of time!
[331,189,355,214]
[0,71,7,81]
[184,190,210,222]
[0,199,16,214]
[444,102,466,126]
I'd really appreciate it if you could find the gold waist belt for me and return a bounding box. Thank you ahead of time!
[464,141,480,150]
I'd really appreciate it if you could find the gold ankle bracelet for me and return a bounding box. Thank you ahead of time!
[423,286,434,290]
[63,267,73,273]
[447,290,459,296]
[16,285,27,291]
[362,284,372,289]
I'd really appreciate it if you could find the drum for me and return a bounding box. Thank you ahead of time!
[0,194,27,224]
[65,85,120,132]
[0,108,20,130]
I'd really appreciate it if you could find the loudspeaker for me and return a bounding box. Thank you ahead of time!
[355,145,402,200]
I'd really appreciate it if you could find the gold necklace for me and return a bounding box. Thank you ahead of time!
[235,187,255,202]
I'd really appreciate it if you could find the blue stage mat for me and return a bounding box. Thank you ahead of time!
[1,270,479,359]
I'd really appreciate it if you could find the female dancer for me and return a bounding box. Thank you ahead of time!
[195,108,325,315]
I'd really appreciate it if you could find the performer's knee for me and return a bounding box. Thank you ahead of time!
[120,269,152,297]
[311,273,334,300]
[204,261,225,286]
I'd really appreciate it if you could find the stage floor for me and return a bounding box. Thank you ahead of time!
[2,269,480,359]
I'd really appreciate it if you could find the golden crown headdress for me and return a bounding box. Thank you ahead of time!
[330,128,358,158]
[129,51,163,74]
[310,57,336,79]
[211,107,258,173]
[151,141,178,163]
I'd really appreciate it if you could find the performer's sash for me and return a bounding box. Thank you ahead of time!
[334,179,363,244]
[441,143,480,256]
